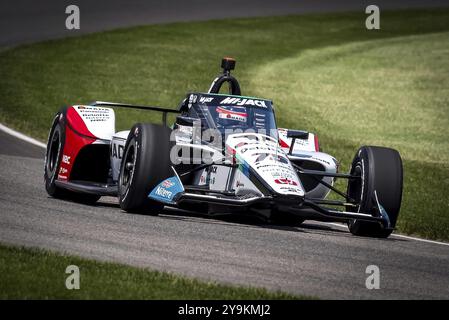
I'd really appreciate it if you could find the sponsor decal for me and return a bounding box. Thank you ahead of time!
[279,187,302,195]
[240,145,278,154]
[267,167,295,177]
[76,106,111,122]
[59,167,68,174]
[274,178,298,186]
[216,106,247,122]
[148,175,184,204]
[110,143,124,159]
[220,97,267,108]
[189,94,198,104]
[279,187,300,193]
[161,179,175,188]
[62,155,71,164]
[199,97,214,103]
[155,186,173,199]
[256,163,291,171]
[311,157,331,165]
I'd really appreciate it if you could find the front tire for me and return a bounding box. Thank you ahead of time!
[118,123,173,214]
[346,146,403,238]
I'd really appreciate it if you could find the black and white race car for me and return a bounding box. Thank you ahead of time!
[44,58,403,238]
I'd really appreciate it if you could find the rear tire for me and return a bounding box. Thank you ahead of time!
[44,114,68,198]
[346,146,403,238]
[118,123,173,214]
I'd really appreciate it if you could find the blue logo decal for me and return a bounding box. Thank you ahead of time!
[148,175,184,204]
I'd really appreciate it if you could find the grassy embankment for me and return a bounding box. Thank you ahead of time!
[0,244,300,299]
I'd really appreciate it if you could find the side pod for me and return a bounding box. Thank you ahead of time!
[57,105,115,182]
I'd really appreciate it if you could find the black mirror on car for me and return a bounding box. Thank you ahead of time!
[287,129,309,140]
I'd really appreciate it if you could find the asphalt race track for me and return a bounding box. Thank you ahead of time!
[1,152,449,299]
[1,0,449,299]
[1,0,449,47]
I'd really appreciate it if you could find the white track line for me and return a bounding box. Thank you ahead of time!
[1,121,448,247]
[324,222,449,247]
[0,123,46,148]
[390,234,449,247]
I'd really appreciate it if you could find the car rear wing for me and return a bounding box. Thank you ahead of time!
[90,101,180,126]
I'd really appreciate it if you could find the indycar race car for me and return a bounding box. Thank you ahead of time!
[44,57,403,238]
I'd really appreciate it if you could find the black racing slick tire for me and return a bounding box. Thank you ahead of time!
[346,146,403,238]
[118,123,173,215]
[44,111,100,204]
[45,113,66,198]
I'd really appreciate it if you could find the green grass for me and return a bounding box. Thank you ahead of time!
[0,244,300,299]
[0,9,448,240]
